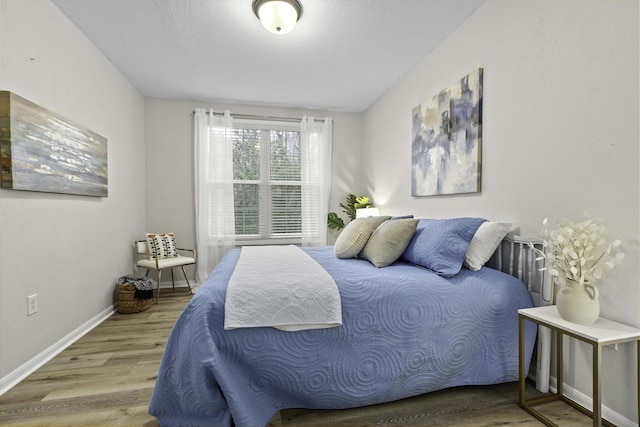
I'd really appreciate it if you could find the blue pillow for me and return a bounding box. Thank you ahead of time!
[401,218,487,277]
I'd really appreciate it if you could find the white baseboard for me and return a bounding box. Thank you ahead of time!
[0,305,115,396]
[546,376,637,427]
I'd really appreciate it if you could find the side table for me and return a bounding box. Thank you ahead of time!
[518,305,640,427]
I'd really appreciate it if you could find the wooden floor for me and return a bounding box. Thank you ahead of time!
[0,289,594,426]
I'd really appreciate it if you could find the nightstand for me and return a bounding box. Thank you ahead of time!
[518,305,640,427]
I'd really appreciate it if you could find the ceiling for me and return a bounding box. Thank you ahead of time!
[51,0,487,113]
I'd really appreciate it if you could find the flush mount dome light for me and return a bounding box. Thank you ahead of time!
[252,0,302,35]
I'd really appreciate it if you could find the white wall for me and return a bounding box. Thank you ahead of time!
[0,0,145,387]
[2,0,637,422]
[362,0,639,423]
[142,97,363,274]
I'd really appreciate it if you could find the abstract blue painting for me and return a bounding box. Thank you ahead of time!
[411,68,482,196]
[0,91,108,197]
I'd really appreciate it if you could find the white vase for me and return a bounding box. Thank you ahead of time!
[556,280,600,324]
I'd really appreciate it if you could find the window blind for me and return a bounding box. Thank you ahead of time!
[229,119,303,240]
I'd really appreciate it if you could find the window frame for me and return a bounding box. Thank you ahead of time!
[231,119,303,245]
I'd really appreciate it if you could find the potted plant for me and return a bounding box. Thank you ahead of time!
[530,213,624,324]
[327,194,373,231]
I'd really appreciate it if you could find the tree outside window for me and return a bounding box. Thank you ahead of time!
[232,126,302,240]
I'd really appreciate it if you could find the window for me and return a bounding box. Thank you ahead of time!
[194,109,331,276]
[231,121,302,242]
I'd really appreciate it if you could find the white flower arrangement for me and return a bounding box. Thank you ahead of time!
[531,214,624,287]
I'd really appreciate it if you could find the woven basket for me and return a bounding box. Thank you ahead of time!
[117,283,153,314]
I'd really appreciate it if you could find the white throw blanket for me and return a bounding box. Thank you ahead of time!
[224,245,342,331]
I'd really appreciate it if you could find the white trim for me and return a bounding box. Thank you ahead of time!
[546,376,636,427]
[0,305,115,396]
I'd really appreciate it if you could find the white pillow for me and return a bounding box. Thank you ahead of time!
[463,222,512,271]
[334,218,373,259]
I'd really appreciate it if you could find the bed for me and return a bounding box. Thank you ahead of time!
[149,217,543,427]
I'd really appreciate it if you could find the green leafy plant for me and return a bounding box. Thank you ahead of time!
[328,194,373,230]
[327,212,345,230]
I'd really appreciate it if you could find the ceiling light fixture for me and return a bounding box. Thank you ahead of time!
[252,0,302,35]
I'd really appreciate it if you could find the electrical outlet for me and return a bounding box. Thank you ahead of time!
[27,294,38,316]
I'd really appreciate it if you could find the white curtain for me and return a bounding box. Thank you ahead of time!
[194,112,332,279]
[194,108,236,282]
[300,116,332,246]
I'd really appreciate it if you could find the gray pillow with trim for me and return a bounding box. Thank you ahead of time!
[360,218,419,267]
[366,215,392,230]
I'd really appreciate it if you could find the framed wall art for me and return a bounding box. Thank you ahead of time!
[0,91,108,197]
[411,68,482,197]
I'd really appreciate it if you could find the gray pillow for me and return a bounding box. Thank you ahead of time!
[366,215,392,230]
[334,218,373,258]
[360,218,419,267]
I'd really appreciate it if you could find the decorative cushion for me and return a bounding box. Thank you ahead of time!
[464,221,513,271]
[401,218,486,277]
[146,233,178,259]
[334,218,374,259]
[359,218,419,268]
[366,215,392,230]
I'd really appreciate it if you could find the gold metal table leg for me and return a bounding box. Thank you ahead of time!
[557,329,563,397]
[593,343,602,427]
[637,340,640,427]
[519,315,525,407]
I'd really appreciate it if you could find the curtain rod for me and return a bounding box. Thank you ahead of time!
[192,110,326,123]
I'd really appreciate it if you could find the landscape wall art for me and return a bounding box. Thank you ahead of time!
[0,91,108,197]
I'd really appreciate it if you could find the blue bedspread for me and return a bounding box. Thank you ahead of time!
[149,246,536,427]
